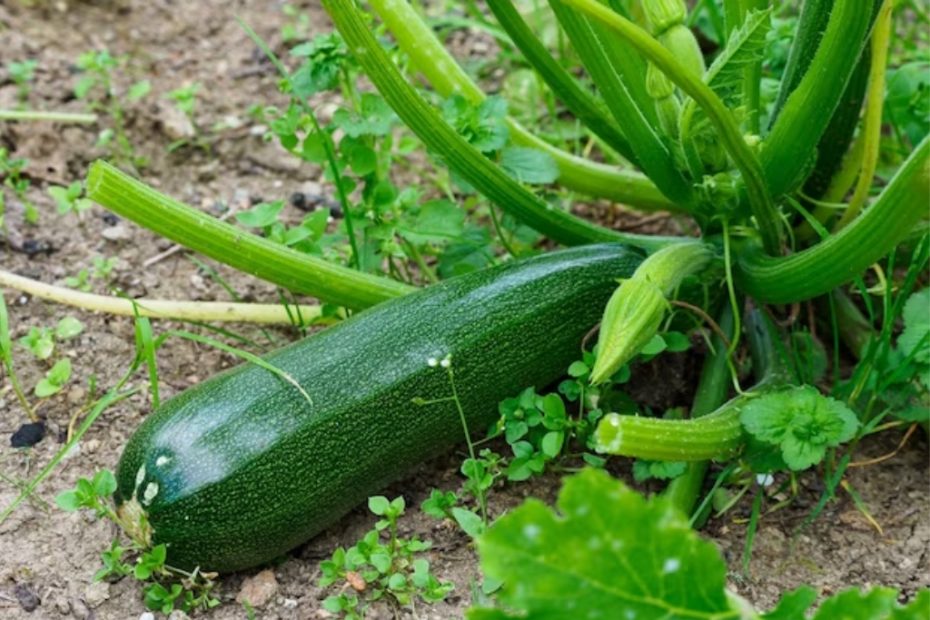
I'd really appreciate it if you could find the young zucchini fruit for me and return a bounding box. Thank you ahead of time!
[115,244,641,572]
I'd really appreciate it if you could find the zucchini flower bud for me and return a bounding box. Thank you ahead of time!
[659,24,706,78]
[644,0,687,35]
[590,242,715,384]
[647,62,680,138]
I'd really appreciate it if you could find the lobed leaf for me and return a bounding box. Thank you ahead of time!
[473,468,736,618]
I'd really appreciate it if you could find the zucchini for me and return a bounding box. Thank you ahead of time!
[115,244,641,572]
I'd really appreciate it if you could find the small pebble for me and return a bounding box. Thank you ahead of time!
[84,580,110,608]
[14,583,40,612]
[101,224,131,242]
[10,422,45,448]
[289,191,308,211]
[140,613,155,620]
[232,188,250,209]
[20,239,55,256]
[236,569,278,608]
[71,599,91,620]
[168,610,191,620]
[67,386,86,405]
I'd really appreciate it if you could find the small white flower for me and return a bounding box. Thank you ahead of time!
[440,355,452,368]
[427,357,438,367]
[756,473,775,487]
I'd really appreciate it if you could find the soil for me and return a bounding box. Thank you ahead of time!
[0,1,927,619]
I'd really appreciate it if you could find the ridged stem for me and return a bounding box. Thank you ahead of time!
[595,406,743,462]
[85,161,414,309]
[365,0,675,211]
[737,135,930,304]
[662,305,734,515]
[834,0,894,231]
[740,0,766,134]
[769,0,832,124]
[596,308,791,463]
[324,0,683,249]
[558,0,782,255]
[761,0,876,198]
[486,0,638,165]
[549,0,694,207]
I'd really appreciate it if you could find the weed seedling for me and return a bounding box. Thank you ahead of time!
[0,148,37,227]
[165,83,202,151]
[7,60,37,105]
[0,290,36,420]
[34,358,72,397]
[319,495,452,618]
[18,316,83,360]
[48,181,93,219]
[73,50,150,167]
[56,470,221,614]
[65,256,118,291]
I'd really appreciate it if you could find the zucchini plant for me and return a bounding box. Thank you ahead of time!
[4,0,926,616]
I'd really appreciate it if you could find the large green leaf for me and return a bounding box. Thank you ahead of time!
[471,468,738,619]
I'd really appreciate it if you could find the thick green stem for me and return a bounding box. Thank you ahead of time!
[486,0,638,165]
[832,290,873,358]
[366,0,675,211]
[761,0,876,198]
[663,305,734,515]
[85,161,414,309]
[559,0,782,255]
[835,0,894,231]
[596,308,792,464]
[324,0,683,249]
[595,406,743,461]
[549,0,694,207]
[740,0,766,134]
[801,44,871,202]
[737,135,930,304]
[769,0,832,124]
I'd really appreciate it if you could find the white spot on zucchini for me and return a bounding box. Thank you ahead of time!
[134,464,146,492]
[662,558,680,573]
[155,455,171,467]
[142,482,159,506]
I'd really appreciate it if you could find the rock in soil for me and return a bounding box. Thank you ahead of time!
[83,580,110,608]
[235,569,278,608]
[13,583,40,612]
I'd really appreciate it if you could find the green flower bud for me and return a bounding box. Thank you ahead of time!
[590,242,715,384]
[659,24,706,78]
[655,94,681,139]
[590,277,666,385]
[644,0,687,35]
[646,62,675,99]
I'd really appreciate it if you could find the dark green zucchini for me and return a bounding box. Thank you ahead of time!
[115,244,641,572]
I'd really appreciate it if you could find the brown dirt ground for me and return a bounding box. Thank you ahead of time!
[0,1,927,619]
